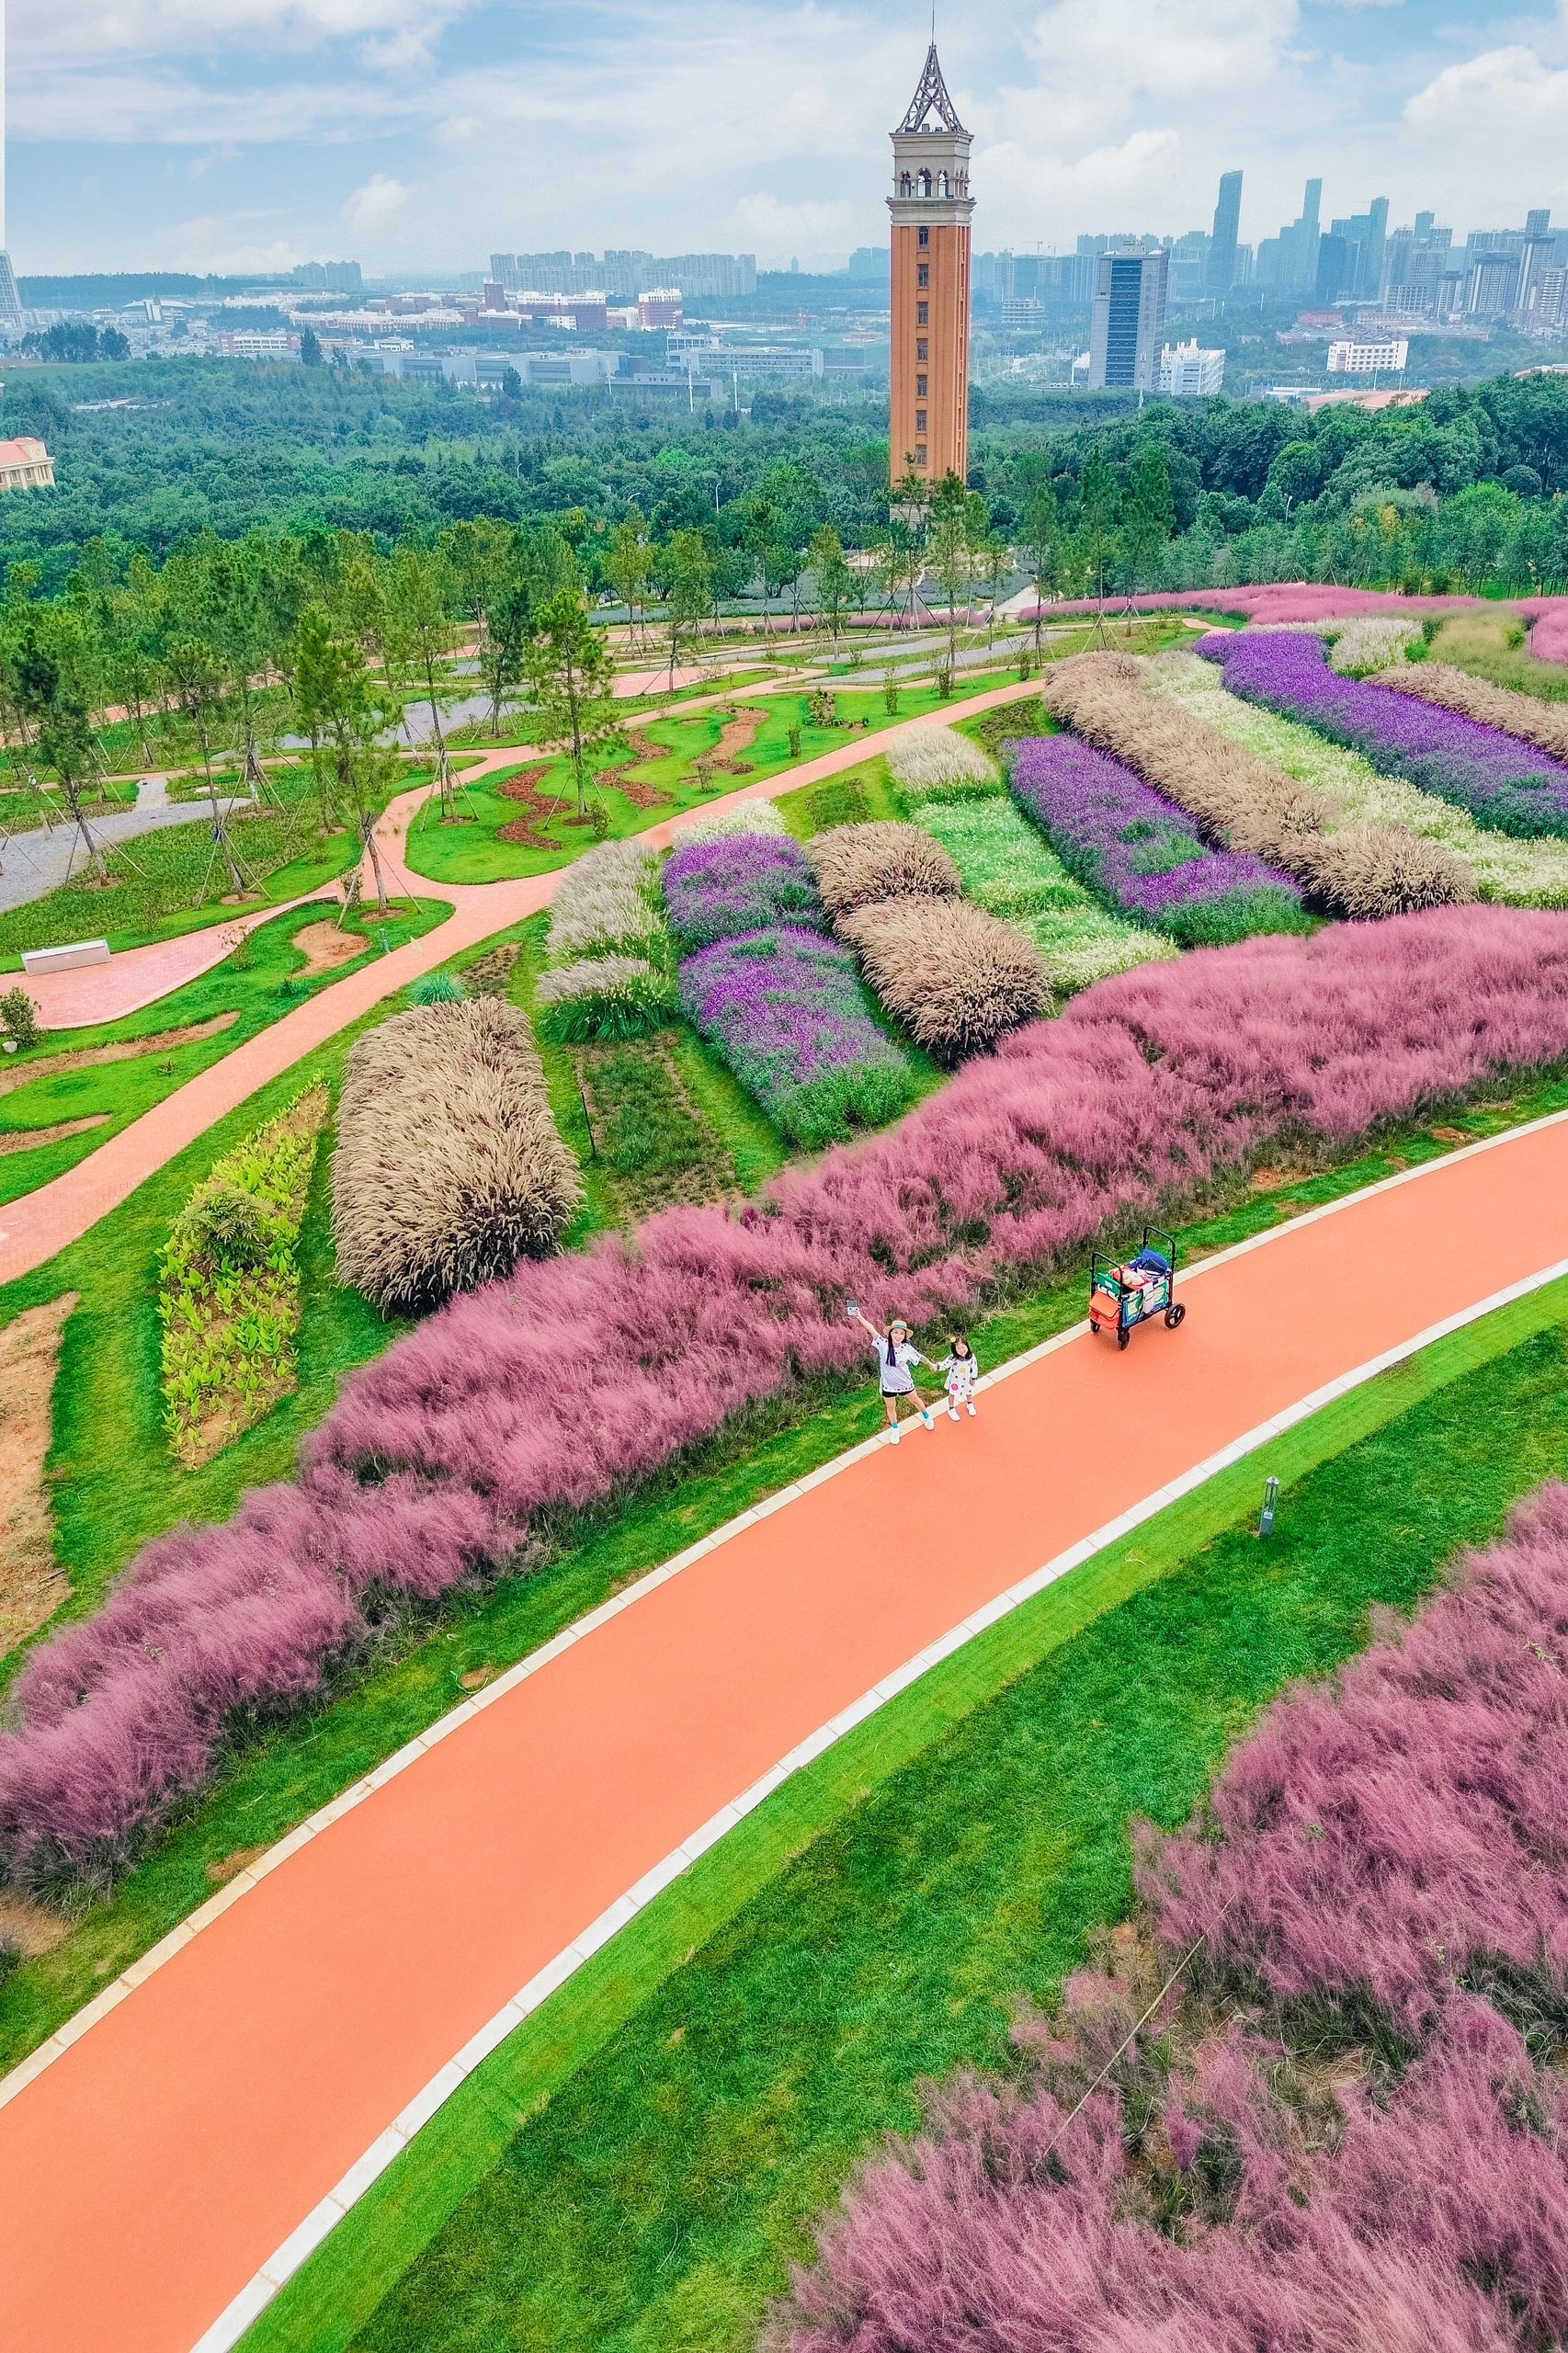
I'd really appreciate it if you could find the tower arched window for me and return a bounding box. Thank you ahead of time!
[918,169,932,198]
[900,172,913,198]
[939,171,950,199]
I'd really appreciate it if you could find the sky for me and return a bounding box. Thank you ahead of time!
[7,0,1568,278]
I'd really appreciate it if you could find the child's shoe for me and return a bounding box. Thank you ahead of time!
[966,1401,977,1416]
[889,1422,901,1444]
[921,1407,935,1430]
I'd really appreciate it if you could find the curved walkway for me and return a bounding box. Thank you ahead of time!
[0,778,250,918]
[2,1114,1568,2352]
[0,679,1040,1287]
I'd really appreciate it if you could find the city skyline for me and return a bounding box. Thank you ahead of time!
[4,0,1567,278]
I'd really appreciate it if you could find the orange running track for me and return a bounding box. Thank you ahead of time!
[2,1115,1568,2353]
[0,680,1040,1289]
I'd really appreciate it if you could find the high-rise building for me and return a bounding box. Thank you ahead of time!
[1088,244,1168,389]
[888,42,973,486]
[1207,171,1243,294]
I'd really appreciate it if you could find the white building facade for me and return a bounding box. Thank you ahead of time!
[1158,340,1225,395]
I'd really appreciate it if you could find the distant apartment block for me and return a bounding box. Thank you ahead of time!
[490,251,756,301]
[1327,335,1408,376]
[1158,340,1224,395]
[1088,245,1168,390]
[290,261,362,293]
[212,330,301,360]
[0,435,54,489]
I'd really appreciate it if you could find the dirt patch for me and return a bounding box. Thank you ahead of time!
[0,1293,77,1656]
[290,921,368,978]
[465,943,520,999]
[1249,1165,1315,1192]
[711,706,769,773]
[1430,1125,1471,1145]
[495,762,574,849]
[460,1665,497,1690]
[205,1845,268,1886]
[0,1115,110,1157]
[0,1012,240,1098]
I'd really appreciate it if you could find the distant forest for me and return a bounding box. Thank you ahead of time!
[0,357,1565,598]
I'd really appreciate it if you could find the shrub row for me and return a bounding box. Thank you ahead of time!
[1047,651,1475,917]
[330,998,580,1314]
[886,727,999,803]
[806,818,1050,1060]
[1008,733,1311,946]
[1325,612,1426,676]
[1375,658,1568,762]
[676,926,917,1146]
[839,898,1048,1063]
[805,821,962,920]
[539,836,677,1044]
[159,1087,330,1469]
[1202,628,1568,838]
[7,907,1568,1886]
[778,1483,1568,2350]
[664,833,824,949]
[909,790,1179,992]
[1148,651,1568,909]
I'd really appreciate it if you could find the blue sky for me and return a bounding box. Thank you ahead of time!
[8,0,1568,276]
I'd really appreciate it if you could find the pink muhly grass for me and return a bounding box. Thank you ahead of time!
[769,1490,1568,2353]
[9,909,1568,1884]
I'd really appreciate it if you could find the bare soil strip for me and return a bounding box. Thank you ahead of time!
[0,1014,240,1100]
[0,1293,77,1656]
[0,1117,110,1157]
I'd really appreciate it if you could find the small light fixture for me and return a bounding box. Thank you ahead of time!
[1257,1476,1279,1539]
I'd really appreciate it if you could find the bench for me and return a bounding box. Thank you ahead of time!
[21,939,110,977]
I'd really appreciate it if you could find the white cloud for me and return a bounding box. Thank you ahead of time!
[11,0,477,63]
[1022,0,1303,98]
[344,171,412,233]
[1404,43,1568,128]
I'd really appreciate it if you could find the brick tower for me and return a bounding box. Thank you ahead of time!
[888,43,973,489]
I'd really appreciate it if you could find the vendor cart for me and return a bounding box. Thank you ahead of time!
[1088,1228,1187,1351]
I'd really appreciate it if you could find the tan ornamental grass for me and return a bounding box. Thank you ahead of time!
[545,837,665,963]
[1149,650,1568,908]
[806,820,963,919]
[1046,651,1475,918]
[838,896,1050,1061]
[1372,662,1568,762]
[332,999,581,1313]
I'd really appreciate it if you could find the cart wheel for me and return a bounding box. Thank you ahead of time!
[1165,1303,1187,1328]
[1118,1324,1131,1350]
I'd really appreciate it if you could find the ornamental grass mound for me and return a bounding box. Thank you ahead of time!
[664,833,823,949]
[806,821,963,920]
[533,953,676,1044]
[330,999,580,1314]
[771,1482,1568,2353]
[10,908,1568,1888]
[1325,613,1425,676]
[838,898,1050,1061]
[1008,733,1310,947]
[675,799,789,847]
[1046,651,1474,917]
[545,837,665,963]
[1376,661,1568,763]
[886,728,999,803]
[1202,628,1568,839]
[1147,650,1568,911]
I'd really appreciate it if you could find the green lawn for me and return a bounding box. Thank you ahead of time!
[0,898,450,1205]
[5,1059,1567,2084]
[1428,606,1568,702]
[250,1291,1568,2353]
[407,676,1021,886]
[0,767,433,967]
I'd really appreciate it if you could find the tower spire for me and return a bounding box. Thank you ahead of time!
[897,40,967,136]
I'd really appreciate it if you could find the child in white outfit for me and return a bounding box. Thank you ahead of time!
[849,1306,936,1442]
[937,1336,980,1420]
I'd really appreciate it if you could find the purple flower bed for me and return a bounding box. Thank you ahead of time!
[1202,627,1568,839]
[1008,734,1310,947]
[677,926,916,1147]
[662,833,824,949]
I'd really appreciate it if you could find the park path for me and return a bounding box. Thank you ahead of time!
[0,678,1040,1287]
[0,777,252,918]
[1,1112,1567,2353]
[4,649,870,1027]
